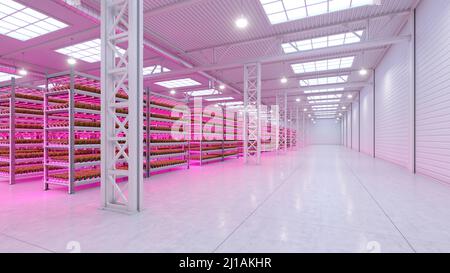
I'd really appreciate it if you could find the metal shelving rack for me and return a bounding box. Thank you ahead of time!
[190,106,240,165]
[222,108,240,160]
[0,78,44,184]
[148,91,189,175]
[43,71,127,194]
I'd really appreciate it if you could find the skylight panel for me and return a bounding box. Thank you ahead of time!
[309,99,341,104]
[291,57,354,74]
[312,104,339,109]
[260,0,376,25]
[185,89,222,97]
[314,112,337,116]
[0,0,68,41]
[155,78,202,89]
[143,65,171,76]
[304,88,344,94]
[315,116,336,119]
[300,75,348,87]
[205,97,234,102]
[55,39,125,63]
[282,31,363,54]
[307,94,343,100]
[311,107,338,111]
[0,72,21,83]
[218,101,244,107]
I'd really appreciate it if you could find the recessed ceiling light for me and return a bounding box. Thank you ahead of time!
[280,76,288,84]
[339,113,343,116]
[235,16,248,29]
[0,0,68,41]
[18,68,27,76]
[342,106,347,110]
[303,108,308,112]
[219,84,226,90]
[170,89,176,95]
[347,94,354,99]
[67,57,77,65]
[296,98,301,102]
[359,68,368,76]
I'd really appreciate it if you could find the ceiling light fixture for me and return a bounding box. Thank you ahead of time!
[219,84,226,90]
[347,94,353,99]
[296,98,301,102]
[359,68,368,76]
[18,68,27,76]
[67,57,77,65]
[170,89,176,95]
[342,106,347,110]
[280,76,288,84]
[235,16,248,29]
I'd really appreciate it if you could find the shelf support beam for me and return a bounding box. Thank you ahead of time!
[101,0,144,213]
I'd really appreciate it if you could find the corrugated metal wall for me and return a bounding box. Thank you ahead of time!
[374,20,412,168]
[360,84,374,156]
[352,100,360,150]
[416,0,450,183]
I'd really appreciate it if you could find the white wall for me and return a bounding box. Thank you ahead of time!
[309,119,341,145]
[416,0,450,183]
[374,19,412,169]
[352,100,360,151]
[360,83,374,156]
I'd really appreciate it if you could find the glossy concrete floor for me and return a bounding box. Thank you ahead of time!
[1,145,450,253]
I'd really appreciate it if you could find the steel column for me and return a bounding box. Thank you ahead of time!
[101,0,144,213]
[243,63,262,164]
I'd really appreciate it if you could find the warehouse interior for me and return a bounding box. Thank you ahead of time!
[1,0,450,253]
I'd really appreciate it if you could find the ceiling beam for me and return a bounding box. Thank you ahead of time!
[57,0,242,95]
[145,35,410,80]
[262,82,371,94]
[185,10,411,53]
[230,68,366,85]
[262,89,360,99]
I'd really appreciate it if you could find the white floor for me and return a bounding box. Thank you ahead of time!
[1,145,450,253]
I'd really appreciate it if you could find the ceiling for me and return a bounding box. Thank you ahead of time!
[0,0,418,111]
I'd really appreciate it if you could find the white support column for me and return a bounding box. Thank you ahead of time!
[284,92,288,152]
[243,63,262,164]
[101,0,144,213]
[409,10,416,173]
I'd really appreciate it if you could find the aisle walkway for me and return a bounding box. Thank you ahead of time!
[1,146,450,252]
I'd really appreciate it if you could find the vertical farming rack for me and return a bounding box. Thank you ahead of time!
[190,104,240,165]
[222,107,241,160]
[0,79,44,184]
[43,71,130,194]
[148,91,189,175]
